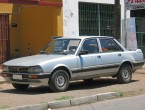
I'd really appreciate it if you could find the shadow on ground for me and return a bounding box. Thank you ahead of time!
[0,78,139,95]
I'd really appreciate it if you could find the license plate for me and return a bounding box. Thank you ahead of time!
[13,75,22,80]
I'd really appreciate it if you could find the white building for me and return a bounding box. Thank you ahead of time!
[63,0,130,37]
[63,0,145,57]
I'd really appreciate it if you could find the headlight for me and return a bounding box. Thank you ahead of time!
[2,65,9,72]
[28,66,43,73]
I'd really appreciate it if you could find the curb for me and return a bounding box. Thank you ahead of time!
[8,92,121,110]
[48,92,121,109]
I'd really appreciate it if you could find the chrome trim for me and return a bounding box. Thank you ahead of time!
[72,63,120,73]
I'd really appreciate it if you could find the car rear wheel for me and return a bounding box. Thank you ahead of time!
[117,65,132,84]
[49,69,69,92]
[12,83,29,90]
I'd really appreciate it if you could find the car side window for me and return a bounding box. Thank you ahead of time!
[100,38,121,52]
[81,39,99,54]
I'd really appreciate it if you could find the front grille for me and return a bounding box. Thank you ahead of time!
[8,67,28,73]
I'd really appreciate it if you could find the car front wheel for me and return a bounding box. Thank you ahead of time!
[12,83,29,90]
[117,65,132,84]
[49,69,69,92]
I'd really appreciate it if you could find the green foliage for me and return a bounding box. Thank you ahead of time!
[56,96,74,101]
[112,90,124,97]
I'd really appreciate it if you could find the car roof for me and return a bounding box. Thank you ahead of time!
[57,36,113,40]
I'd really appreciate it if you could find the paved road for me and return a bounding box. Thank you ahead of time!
[55,94,145,110]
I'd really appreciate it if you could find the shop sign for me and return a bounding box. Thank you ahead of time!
[125,0,145,10]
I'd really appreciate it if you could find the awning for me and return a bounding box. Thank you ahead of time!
[0,0,62,7]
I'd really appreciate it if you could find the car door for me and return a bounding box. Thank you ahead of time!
[77,38,103,78]
[98,38,125,75]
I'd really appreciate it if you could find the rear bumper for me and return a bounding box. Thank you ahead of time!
[132,61,144,71]
[1,72,51,85]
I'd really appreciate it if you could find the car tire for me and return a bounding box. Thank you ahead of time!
[49,69,69,92]
[12,83,29,90]
[117,65,132,84]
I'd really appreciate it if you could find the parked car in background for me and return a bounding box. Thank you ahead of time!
[1,36,144,92]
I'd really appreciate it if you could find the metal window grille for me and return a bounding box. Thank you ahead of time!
[136,18,145,58]
[0,14,10,65]
[79,2,115,36]
[136,32,145,58]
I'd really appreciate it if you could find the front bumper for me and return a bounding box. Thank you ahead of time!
[1,72,51,85]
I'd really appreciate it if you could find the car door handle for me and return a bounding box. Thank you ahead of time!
[118,54,121,56]
[97,56,101,58]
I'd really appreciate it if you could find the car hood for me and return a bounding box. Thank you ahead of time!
[4,54,67,66]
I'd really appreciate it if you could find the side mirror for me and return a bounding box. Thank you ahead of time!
[78,50,88,55]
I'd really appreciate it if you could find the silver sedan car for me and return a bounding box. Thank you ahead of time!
[1,36,144,92]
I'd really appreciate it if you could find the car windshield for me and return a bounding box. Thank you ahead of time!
[41,39,81,54]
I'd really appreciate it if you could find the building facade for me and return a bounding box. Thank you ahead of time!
[0,0,145,64]
[0,0,63,65]
[63,0,145,57]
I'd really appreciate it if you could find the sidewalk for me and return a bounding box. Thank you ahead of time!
[142,64,145,69]
[0,68,6,84]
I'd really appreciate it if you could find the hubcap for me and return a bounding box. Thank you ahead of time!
[122,68,130,79]
[56,74,65,87]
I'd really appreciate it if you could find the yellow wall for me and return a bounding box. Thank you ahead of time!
[10,5,21,58]
[0,3,13,12]
[0,4,20,58]
[0,1,63,57]
[17,5,63,56]
[56,7,63,36]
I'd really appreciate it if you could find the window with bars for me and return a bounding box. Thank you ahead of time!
[79,2,115,36]
[0,14,10,64]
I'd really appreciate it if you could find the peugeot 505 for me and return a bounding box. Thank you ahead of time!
[1,36,144,92]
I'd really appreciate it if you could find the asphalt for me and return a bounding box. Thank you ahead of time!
[0,65,145,110]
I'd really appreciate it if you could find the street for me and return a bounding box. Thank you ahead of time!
[0,68,145,109]
[54,94,145,110]
[1,0,145,110]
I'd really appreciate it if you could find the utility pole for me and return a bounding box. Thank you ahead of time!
[114,0,121,41]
